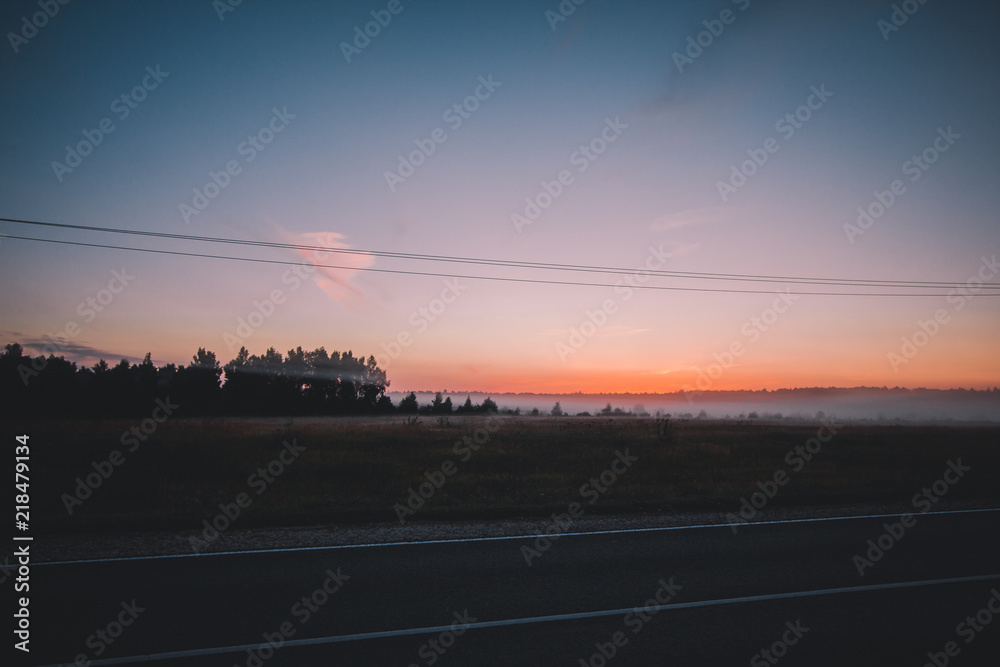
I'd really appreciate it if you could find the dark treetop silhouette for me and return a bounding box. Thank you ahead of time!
[1,342,393,418]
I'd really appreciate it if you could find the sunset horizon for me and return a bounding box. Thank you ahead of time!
[3,1,998,404]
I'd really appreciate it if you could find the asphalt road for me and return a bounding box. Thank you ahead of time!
[21,509,1000,666]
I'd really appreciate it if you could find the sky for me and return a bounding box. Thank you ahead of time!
[1,0,998,394]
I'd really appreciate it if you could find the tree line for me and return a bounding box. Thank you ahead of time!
[0,342,395,419]
[397,392,499,415]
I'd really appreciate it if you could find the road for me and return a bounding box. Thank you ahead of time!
[23,509,1000,666]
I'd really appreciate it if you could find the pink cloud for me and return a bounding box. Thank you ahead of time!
[297,231,374,302]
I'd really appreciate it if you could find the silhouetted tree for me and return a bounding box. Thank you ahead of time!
[222,346,256,414]
[398,392,419,413]
[0,344,28,416]
[425,392,454,414]
[359,354,389,411]
[179,348,223,415]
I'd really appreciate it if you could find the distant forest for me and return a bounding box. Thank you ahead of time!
[0,342,492,419]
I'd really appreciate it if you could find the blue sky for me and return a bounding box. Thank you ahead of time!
[1,0,998,392]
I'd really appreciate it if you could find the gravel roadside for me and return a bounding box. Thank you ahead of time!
[33,500,1000,563]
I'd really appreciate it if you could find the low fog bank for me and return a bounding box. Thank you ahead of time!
[388,388,1000,423]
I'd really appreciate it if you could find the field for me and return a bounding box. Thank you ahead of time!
[22,415,1000,534]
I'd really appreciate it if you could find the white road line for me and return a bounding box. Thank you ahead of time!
[34,573,1000,666]
[35,507,1000,566]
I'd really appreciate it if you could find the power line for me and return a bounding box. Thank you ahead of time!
[1,216,995,291]
[4,232,999,297]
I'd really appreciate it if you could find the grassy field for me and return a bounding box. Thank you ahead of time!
[20,415,1000,534]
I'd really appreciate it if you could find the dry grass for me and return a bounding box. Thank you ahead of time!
[25,415,1000,533]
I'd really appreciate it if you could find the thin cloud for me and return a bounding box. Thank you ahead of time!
[272,228,375,305]
[17,336,132,364]
[299,231,374,301]
[659,242,701,258]
[552,3,591,57]
[648,206,730,231]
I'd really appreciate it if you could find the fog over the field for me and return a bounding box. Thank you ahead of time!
[390,388,1000,422]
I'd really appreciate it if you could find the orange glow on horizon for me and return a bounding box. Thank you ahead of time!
[387,365,999,395]
[49,321,998,396]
